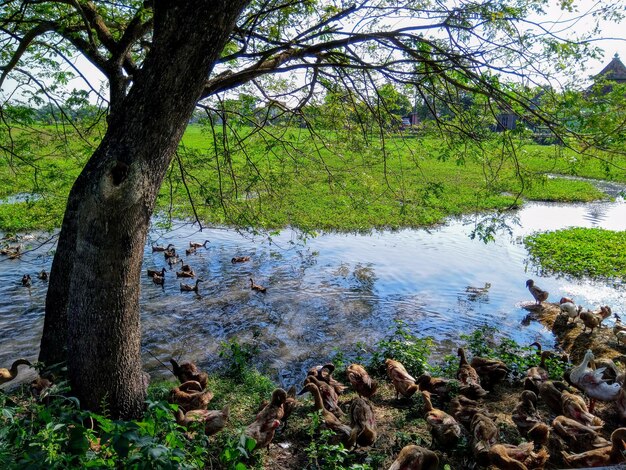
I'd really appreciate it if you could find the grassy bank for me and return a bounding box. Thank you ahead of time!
[525,227,626,280]
[1,325,581,469]
[0,123,618,233]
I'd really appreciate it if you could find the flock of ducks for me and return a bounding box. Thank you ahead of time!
[15,239,266,295]
[526,278,623,341]
[147,241,265,294]
[4,336,626,468]
[157,344,626,469]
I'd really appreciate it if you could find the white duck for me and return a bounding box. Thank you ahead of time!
[570,350,620,411]
[559,297,581,323]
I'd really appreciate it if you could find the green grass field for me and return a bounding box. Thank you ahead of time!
[0,122,621,233]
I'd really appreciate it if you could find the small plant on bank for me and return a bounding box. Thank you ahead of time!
[304,411,371,470]
[370,320,434,378]
[218,431,257,470]
[525,227,626,281]
[218,338,260,378]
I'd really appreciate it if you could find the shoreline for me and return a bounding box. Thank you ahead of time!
[524,301,625,364]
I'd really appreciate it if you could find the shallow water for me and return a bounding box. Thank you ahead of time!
[1,187,625,386]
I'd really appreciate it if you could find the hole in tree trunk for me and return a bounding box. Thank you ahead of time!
[111,161,129,186]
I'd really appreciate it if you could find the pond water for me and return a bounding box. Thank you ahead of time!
[1,180,626,386]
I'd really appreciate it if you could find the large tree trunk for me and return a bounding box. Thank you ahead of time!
[38,0,250,418]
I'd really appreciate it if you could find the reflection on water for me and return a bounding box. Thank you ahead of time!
[1,196,626,386]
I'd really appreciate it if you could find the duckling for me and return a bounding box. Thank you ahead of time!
[147,267,166,278]
[180,279,203,293]
[456,348,488,397]
[232,256,251,263]
[489,442,549,470]
[562,427,626,467]
[169,380,214,412]
[526,279,548,305]
[0,359,32,385]
[152,273,165,286]
[303,375,342,416]
[569,349,620,411]
[562,391,603,427]
[559,298,582,323]
[421,390,462,447]
[512,391,546,440]
[385,358,418,399]
[185,247,196,256]
[388,445,439,470]
[471,412,498,465]
[249,278,266,293]
[175,406,229,436]
[189,240,210,249]
[176,269,196,278]
[152,243,174,252]
[38,270,49,281]
[21,274,31,287]
[346,363,377,398]
[470,355,509,388]
[310,363,348,395]
[579,310,601,334]
[298,382,354,448]
[349,397,377,447]
[552,415,608,453]
[245,388,287,450]
[169,358,208,390]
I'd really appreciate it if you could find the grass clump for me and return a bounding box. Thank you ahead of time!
[524,227,626,280]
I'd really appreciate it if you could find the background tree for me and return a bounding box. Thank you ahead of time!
[1,0,623,418]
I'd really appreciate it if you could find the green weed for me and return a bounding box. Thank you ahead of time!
[525,227,626,280]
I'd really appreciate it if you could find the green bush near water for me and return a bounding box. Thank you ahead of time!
[524,227,626,280]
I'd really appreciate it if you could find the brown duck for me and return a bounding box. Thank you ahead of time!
[422,390,462,447]
[245,388,287,450]
[562,427,626,467]
[309,363,348,395]
[385,358,418,399]
[526,279,548,305]
[349,397,377,447]
[388,445,439,470]
[0,359,31,385]
[175,406,229,436]
[169,380,214,412]
[299,382,354,448]
[170,358,208,389]
[346,363,377,398]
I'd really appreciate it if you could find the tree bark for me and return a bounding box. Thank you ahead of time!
[39,0,250,418]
